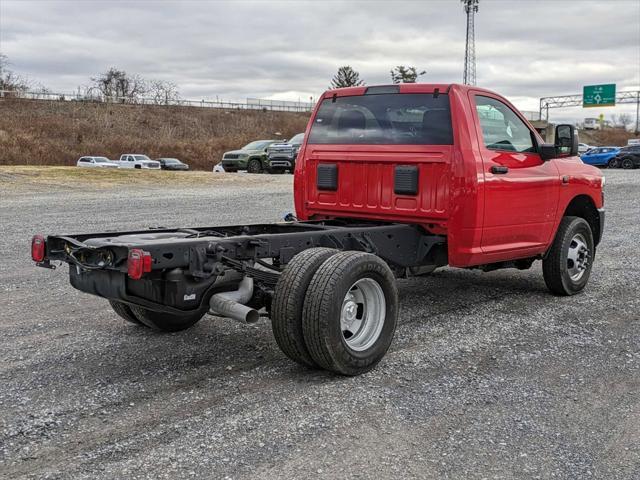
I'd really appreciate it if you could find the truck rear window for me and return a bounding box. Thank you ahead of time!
[307,93,453,145]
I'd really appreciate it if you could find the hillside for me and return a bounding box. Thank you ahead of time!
[580,128,638,147]
[0,99,310,170]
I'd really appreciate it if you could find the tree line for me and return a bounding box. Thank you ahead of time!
[3,53,426,102]
[87,67,179,104]
[1,54,179,104]
[2,53,635,130]
[330,65,426,88]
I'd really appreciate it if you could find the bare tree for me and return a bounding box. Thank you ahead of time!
[91,67,147,103]
[618,113,633,130]
[330,66,365,88]
[148,79,180,105]
[0,53,30,92]
[390,65,426,84]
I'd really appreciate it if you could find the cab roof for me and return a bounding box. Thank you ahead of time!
[321,83,497,99]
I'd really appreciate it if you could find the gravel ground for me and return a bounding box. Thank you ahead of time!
[1,171,639,479]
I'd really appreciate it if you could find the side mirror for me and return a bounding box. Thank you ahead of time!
[555,124,579,156]
[540,124,579,160]
[539,144,557,161]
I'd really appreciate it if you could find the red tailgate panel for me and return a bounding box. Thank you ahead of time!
[304,145,451,223]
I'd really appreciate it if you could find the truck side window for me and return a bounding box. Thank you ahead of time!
[475,96,535,153]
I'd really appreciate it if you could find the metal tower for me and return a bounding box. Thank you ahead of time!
[462,0,479,85]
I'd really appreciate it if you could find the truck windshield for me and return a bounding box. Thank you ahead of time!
[307,93,453,145]
[134,155,151,161]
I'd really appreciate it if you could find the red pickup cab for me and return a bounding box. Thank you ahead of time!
[33,83,604,375]
[296,83,603,285]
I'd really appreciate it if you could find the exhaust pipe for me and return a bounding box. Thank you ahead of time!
[208,276,259,324]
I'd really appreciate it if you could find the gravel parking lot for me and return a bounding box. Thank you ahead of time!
[1,169,639,479]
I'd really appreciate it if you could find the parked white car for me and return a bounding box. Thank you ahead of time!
[76,156,119,168]
[118,154,161,169]
[578,143,592,154]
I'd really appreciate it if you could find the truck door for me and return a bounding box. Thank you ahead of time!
[470,93,560,256]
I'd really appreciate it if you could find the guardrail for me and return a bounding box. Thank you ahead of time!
[0,90,315,113]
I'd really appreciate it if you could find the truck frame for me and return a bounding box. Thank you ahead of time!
[33,83,604,376]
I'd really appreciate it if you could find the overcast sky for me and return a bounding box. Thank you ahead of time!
[1,0,639,123]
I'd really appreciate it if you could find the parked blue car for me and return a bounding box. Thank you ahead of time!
[580,146,621,167]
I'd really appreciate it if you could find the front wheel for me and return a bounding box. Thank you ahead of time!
[129,306,204,332]
[543,216,594,296]
[247,159,263,174]
[302,251,398,376]
[621,157,635,169]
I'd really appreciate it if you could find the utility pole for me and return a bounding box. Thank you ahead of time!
[462,0,479,85]
[636,90,640,135]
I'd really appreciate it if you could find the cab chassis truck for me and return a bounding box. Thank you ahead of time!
[32,84,605,376]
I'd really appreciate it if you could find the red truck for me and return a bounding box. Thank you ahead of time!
[32,83,604,376]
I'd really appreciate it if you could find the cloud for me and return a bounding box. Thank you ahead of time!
[1,0,638,122]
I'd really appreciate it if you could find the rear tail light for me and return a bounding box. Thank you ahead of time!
[31,234,46,262]
[127,249,152,280]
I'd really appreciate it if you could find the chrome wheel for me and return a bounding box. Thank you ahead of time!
[340,278,386,351]
[567,233,590,281]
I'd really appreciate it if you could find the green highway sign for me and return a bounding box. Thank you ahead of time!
[583,84,616,107]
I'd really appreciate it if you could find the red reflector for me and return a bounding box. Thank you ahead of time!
[31,234,46,262]
[127,249,152,280]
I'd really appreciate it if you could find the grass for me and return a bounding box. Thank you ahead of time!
[0,165,284,189]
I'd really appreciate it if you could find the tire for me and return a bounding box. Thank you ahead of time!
[109,300,144,326]
[621,157,634,169]
[302,251,398,376]
[247,159,263,174]
[129,306,204,332]
[271,247,338,367]
[543,216,594,296]
[607,158,620,169]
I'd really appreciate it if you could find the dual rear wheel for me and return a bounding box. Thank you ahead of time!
[271,248,398,376]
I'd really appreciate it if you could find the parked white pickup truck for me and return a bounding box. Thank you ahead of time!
[76,156,119,168]
[118,154,161,170]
